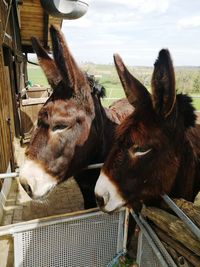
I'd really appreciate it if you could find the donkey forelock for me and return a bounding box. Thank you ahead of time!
[95,49,200,213]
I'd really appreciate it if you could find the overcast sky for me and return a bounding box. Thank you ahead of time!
[61,0,200,66]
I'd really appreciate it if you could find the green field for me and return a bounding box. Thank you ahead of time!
[27,64,200,110]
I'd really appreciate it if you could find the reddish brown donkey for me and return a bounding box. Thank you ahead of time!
[95,49,200,213]
[19,26,133,208]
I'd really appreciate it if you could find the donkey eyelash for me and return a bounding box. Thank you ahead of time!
[129,145,152,157]
[134,149,152,157]
[52,124,68,132]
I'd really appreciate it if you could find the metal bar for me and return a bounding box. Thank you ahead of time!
[0,208,125,236]
[162,194,200,241]
[117,209,126,253]
[0,163,103,180]
[123,208,129,253]
[139,214,177,267]
[0,172,19,179]
[130,209,169,267]
[0,209,100,236]
[85,163,103,169]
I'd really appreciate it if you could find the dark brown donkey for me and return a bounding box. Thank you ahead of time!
[19,26,133,208]
[95,49,200,213]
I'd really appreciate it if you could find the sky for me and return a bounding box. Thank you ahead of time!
[61,0,200,66]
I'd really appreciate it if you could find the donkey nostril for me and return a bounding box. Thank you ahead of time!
[96,195,105,208]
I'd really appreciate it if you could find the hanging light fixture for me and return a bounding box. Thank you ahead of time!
[40,0,90,19]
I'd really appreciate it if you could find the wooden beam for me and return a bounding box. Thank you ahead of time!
[43,11,49,50]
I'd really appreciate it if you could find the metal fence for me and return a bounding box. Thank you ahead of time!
[1,166,200,267]
[0,208,128,267]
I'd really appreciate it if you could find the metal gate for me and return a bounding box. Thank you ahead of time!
[1,208,128,267]
[1,169,200,267]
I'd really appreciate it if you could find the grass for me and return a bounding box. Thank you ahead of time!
[27,64,200,110]
[192,97,200,111]
[27,67,49,86]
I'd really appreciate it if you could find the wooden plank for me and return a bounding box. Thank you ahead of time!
[142,207,200,256]
[0,0,13,48]
[20,99,46,137]
[19,0,62,47]
[0,51,11,172]
[5,67,15,135]
[22,97,48,106]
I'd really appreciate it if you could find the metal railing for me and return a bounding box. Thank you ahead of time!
[1,164,200,266]
[0,163,104,180]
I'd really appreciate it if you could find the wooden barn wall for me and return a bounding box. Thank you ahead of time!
[0,1,18,172]
[0,0,62,172]
[19,0,62,50]
[0,52,15,173]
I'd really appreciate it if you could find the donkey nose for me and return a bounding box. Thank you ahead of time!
[20,181,33,197]
[96,195,105,208]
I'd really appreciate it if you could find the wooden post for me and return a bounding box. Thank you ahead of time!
[142,207,200,256]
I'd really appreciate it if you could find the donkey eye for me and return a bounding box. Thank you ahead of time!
[133,145,146,153]
[129,145,152,157]
[52,124,67,132]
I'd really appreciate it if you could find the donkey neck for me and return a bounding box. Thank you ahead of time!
[170,127,200,201]
[91,97,134,163]
[89,96,117,163]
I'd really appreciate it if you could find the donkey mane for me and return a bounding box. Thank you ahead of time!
[176,94,196,129]
[86,74,106,98]
[46,73,106,102]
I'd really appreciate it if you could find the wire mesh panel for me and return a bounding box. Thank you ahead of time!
[13,210,126,267]
[137,232,166,267]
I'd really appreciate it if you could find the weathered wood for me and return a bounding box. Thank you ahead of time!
[0,51,14,172]
[22,97,48,106]
[0,0,25,171]
[164,243,193,267]
[173,198,200,228]
[177,256,193,267]
[153,226,200,267]
[20,92,50,138]
[19,0,62,47]
[194,192,200,208]
[142,207,200,256]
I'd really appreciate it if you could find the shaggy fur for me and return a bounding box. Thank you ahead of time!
[21,26,133,208]
[101,49,200,210]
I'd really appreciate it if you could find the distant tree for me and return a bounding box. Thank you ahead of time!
[193,76,200,94]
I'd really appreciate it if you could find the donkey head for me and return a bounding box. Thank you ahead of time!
[95,49,196,213]
[19,26,95,199]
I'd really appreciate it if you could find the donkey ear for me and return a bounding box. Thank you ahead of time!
[114,54,151,108]
[50,25,87,95]
[151,49,176,117]
[31,37,62,89]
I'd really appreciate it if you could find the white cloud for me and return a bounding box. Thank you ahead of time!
[105,0,169,14]
[178,16,200,29]
[60,0,200,66]
[62,17,92,28]
[63,0,170,29]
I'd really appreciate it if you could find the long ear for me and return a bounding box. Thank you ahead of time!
[50,25,88,95]
[31,37,62,89]
[50,25,94,114]
[151,49,176,117]
[113,54,151,108]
